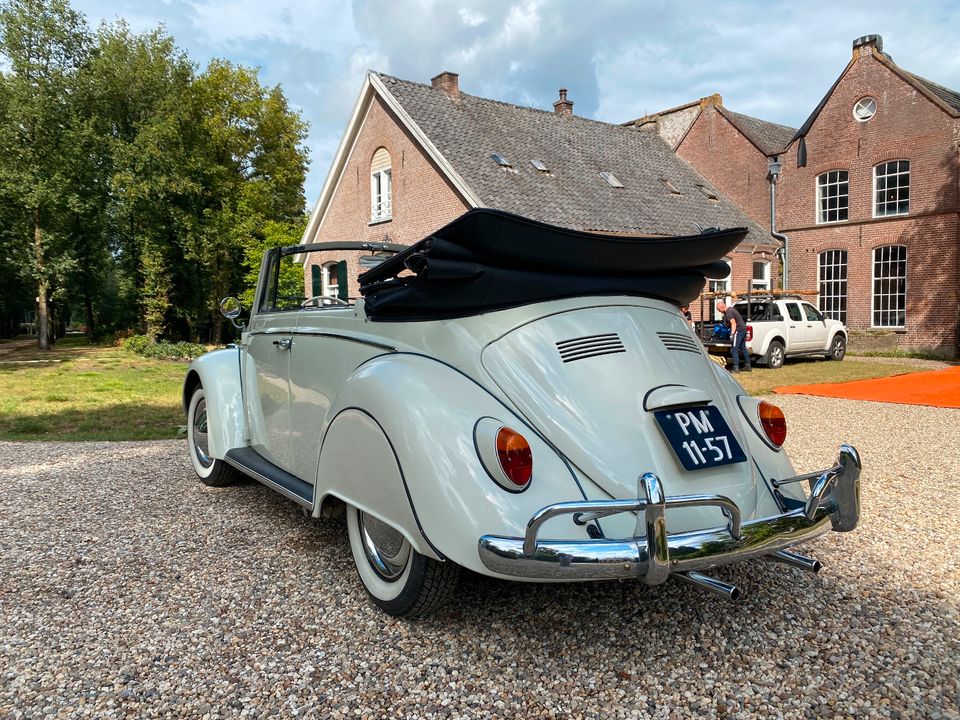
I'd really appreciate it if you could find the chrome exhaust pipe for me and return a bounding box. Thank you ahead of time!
[675,571,740,600]
[768,549,822,574]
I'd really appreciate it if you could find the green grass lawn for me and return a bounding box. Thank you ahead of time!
[0,336,187,441]
[0,336,938,442]
[730,356,932,396]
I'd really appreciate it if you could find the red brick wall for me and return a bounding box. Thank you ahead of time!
[677,104,774,230]
[304,94,471,298]
[777,46,960,353]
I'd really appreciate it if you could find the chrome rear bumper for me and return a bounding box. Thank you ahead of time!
[477,445,861,582]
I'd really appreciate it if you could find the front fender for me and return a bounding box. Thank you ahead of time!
[183,347,245,460]
[316,353,590,577]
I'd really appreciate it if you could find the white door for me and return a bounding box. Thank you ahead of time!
[801,302,830,351]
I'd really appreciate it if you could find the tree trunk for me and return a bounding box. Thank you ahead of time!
[84,289,96,340]
[34,210,49,350]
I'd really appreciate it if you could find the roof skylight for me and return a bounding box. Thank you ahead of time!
[530,159,549,173]
[660,177,681,195]
[696,184,719,200]
[599,171,624,188]
[491,153,512,167]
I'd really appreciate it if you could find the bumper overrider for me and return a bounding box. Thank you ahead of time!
[478,445,861,594]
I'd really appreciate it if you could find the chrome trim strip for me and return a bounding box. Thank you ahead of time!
[477,445,860,583]
[246,329,397,352]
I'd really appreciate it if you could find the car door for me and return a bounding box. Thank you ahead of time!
[801,302,830,351]
[784,302,809,351]
[242,248,304,475]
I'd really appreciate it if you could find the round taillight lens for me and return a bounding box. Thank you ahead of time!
[758,401,787,447]
[496,427,533,488]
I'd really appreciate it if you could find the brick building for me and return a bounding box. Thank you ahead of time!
[777,35,960,355]
[640,35,960,355]
[300,71,777,303]
[624,97,797,315]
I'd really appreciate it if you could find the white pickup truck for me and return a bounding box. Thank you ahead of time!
[701,295,848,369]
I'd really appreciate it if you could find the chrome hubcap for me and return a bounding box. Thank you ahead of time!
[359,512,410,581]
[192,398,213,468]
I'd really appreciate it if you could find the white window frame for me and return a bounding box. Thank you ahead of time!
[871,245,907,329]
[816,170,849,224]
[751,261,771,291]
[321,262,340,299]
[873,160,910,218]
[708,259,732,321]
[818,249,848,324]
[370,147,392,223]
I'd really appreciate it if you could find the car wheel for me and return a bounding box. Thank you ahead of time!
[827,335,847,361]
[346,505,459,618]
[764,340,785,369]
[187,386,240,487]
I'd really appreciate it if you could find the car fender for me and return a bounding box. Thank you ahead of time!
[315,353,590,577]
[183,347,246,461]
[825,326,847,350]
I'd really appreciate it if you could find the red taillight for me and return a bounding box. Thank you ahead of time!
[496,427,533,488]
[746,324,753,341]
[758,401,787,447]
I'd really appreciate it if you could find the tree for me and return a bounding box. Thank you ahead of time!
[0,0,89,348]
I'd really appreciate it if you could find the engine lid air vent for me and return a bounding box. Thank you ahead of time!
[657,331,701,355]
[556,333,626,363]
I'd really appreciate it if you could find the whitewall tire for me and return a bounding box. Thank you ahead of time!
[346,505,459,618]
[187,386,240,487]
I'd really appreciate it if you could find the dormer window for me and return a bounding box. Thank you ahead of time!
[370,147,392,223]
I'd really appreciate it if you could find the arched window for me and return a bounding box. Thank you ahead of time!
[818,250,847,323]
[370,147,392,222]
[816,170,849,223]
[872,245,906,328]
[874,160,909,217]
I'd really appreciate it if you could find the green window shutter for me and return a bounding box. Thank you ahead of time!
[336,261,349,301]
[310,265,321,297]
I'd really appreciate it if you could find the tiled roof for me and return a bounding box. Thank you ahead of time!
[377,73,773,245]
[719,108,797,156]
[907,72,960,112]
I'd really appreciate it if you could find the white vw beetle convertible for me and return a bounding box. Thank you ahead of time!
[184,209,861,618]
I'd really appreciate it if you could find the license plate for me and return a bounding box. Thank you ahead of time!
[654,406,747,471]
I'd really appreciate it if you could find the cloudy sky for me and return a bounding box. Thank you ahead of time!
[72,0,960,206]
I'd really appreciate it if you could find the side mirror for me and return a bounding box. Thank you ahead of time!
[219,296,245,330]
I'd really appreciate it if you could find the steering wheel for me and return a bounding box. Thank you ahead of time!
[301,295,350,308]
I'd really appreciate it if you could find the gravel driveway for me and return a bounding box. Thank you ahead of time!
[1,395,958,719]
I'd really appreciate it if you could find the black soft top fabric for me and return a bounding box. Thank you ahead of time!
[359,208,746,321]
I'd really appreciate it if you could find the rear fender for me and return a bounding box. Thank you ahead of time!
[183,347,245,460]
[316,353,589,576]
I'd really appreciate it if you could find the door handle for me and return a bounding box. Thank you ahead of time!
[272,338,292,350]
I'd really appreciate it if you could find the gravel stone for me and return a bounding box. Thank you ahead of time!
[0,395,957,718]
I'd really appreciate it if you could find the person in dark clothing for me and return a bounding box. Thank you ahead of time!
[716,301,751,373]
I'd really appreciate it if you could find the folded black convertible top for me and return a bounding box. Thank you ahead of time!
[359,208,746,321]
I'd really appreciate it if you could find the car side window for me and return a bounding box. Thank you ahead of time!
[771,304,784,321]
[802,303,824,322]
[259,249,307,313]
[786,303,803,322]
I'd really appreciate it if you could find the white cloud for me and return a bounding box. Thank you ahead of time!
[69,0,960,207]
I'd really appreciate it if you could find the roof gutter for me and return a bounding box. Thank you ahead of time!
[768,157,789,289]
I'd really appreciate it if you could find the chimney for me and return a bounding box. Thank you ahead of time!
[852,34,883,58]
[699,93,723,109]
[431,71,460,98]
[553,88,574,116]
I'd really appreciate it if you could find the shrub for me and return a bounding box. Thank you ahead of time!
[121,334,209,361]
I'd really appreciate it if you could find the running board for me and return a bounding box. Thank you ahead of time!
[224,447,314,508]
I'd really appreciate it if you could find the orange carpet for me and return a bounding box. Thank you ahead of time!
[774,365,960,408]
